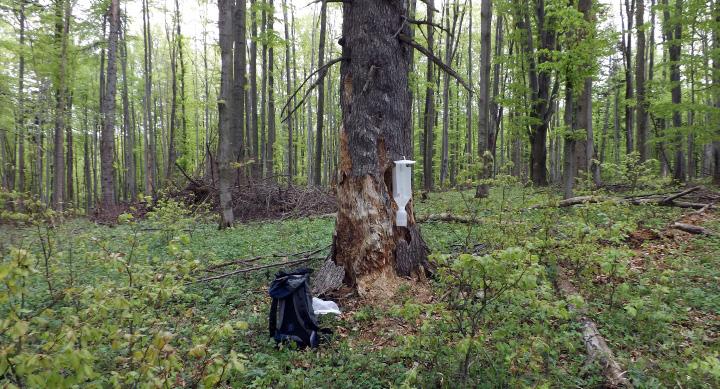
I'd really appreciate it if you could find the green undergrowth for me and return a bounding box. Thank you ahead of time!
[1,184,718,387]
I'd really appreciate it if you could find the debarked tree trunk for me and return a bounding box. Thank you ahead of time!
[332,0,429,297]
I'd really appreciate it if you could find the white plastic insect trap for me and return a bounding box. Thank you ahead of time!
[392,158,416,227]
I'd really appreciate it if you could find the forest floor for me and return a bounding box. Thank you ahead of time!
[1,184,719,387]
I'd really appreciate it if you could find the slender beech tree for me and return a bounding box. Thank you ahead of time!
[313,0,328,186]
[422,0,436,191]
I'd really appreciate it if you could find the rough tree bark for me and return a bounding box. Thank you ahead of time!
[267,0,276,179]
[233,0,247,167]
[121,21,136,201]
[142,0,155,196]
[667,0,685,181]
[282,0,294,181]
[101,0,120,208]
[636,0,648,161]
[714,0,720,184]
[52,0,71,211]
[333,0,429,297]
[218,0,235,227]
[621,0,635,155]
[16,0,26,195]
[476,0,492,197]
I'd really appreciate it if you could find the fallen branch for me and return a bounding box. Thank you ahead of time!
[556,276,631,388]
[193,256,325,283]
[659,186,701,204]
[671,222,718,236]
[398,34,473,94]
[193,245,331,283]
[416,213,476,224]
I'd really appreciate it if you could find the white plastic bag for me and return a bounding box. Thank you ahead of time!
[312,297,341,315]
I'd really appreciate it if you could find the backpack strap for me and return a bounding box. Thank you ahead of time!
[268,297,278,337]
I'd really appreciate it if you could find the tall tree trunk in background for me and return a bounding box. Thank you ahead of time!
[283,0,294,182]
[218,0,234,227]
[250,0,259,177]
[664,0,684,181]
[177,0,188,177]
[101,0,120,208]
[16,1,26,195]
[142,0,155,195]
[579,0,600,187]
[635,0,648,161]
[563,77,576,199]
[291,6,300,176]
[440,0,459,186]
[519,0,556,186]
[622,0,635,155]
[66,92,74,204]
[167,13,178,182]
[261,7,268,176]
[422,0,436,191]
[52,0,71,211]
[233,0,247,167]
[267,0,276,179]
[84,106,92,211]
[313,0,327,186]
[490,15,504,163]
[465,6,472,167]
[121,23,136,201]
[476,0,492,196]
[334,0,429,297]
[688,20,697,179]
[715,0,720,184]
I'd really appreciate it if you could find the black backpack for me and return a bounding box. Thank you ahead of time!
[268,268,321,349]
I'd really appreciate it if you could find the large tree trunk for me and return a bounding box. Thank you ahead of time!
[52,0,71,211]
[669,0,685,181]
[636,0,648,161]
[218,0,235,227]
[714,0,720,184]
[267,0,276,179]
[16,1,26,195]
[334,0,429,297]
[249,0,260,178]
[233,0,247,169]
[622,0,635,155]
[101,0,120,208]
[518,0,556,186]
[142,0,155,196]
[282,0,294,182]
[422,1,436,191]
[475,0,493,197]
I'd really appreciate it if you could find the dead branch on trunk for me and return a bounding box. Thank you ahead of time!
[556,276,631,388]
[398,34,473,94]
